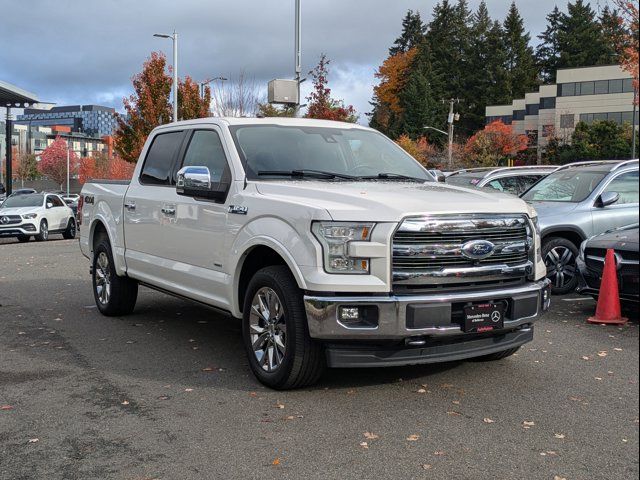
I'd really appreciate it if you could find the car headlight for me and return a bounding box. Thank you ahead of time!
[22,213,38,219]
[528,215,542,262]
[312,222,374,274]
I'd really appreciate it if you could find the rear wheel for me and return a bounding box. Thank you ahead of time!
[92,238,138,316]
[17,235,30,243]
[543,237,579,295]
[35,219,48,242]
[62,217,77,239]
[242,265,325,389]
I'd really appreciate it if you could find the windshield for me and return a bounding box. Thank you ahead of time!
[229,125,433,181]
[1,194,44,208]
[446,174,485,187]
[522,170,606,202]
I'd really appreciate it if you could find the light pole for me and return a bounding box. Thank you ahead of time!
[66,138,71,196]
[632,88,638,159]
[423,126,451,168]
[198,76,227,100]
[154,30,178,122]
[294,0,302,115]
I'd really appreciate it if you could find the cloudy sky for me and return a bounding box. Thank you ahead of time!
[0,0,611,121]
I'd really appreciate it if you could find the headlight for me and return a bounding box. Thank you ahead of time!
[530,215,541,236]
[528,215,542,262]
[22,213,38,219]
[312,222,374,274]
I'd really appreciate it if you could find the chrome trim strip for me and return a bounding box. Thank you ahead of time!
[393,261,533,284]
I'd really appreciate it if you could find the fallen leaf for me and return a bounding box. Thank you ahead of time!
[433,451,445,456]
[595,377,603,381]
[363,432,379,440]
[249,392,258,397]
[522,420,535,429]
[272,457,280,465]
[483,418,495,424]
[185,388,194,392]
[581,356,591,361]
[202,367,214,372]
[553,476,567,480]
[406,434,420,441]
[275,402,285,409]
[347,389,356,395]
[422,464,432,470]
[0,405,13,411]
[452,400,461,405]
[614,348,623,352]
[554,433,566,439]
[417,388,427,394]
[597,351,608,357]
[440,383,454,389]
[359,441,369,449]
[121,400,130,405]
[28,438,39,443]
[158,395,169,400]
[447,411,462,416]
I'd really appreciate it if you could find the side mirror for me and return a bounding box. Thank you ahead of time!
[46,202,54,209]
[597,191,619,208]
[176,166,228,201]
[436,173,446,183]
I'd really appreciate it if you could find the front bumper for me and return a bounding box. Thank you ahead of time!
[0,223,38,236]
[576,256,639,304]
[304,279,551,341]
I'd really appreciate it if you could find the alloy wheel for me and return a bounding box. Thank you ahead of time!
[95,252,111,305]
[70,220,76,237]
[41,221,48,240]
[545,246,576,289]
[249,287,287,372]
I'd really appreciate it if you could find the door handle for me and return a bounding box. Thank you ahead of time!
[124,201,136,211]
[161,206,176,216]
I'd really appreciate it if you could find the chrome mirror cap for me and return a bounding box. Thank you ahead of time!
[176,166,211,194]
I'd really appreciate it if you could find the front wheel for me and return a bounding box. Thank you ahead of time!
[34,219,48,242]
[242,265,325,390]
[92,239,138,316]
[543,237,579,295]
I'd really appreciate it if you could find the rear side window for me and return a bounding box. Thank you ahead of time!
[140,131,185,185]
[180,130,229,183]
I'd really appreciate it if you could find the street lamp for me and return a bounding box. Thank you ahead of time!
[154,30,178,123]
[423,125,452,169]
[198,76,227,100]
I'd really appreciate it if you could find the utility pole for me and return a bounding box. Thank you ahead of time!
[444,98,460,170]
[5,107,12,196]
[632,89,638,159]
[66,138,70,197]
[294,0,302,116]
[154,30,179,122]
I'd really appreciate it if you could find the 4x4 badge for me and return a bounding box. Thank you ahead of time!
[228,205,248,215]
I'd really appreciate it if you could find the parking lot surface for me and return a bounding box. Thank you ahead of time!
[1,237,638,480]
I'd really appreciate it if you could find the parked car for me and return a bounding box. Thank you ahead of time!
[576,224,639,304]
[446,166,558,196]
[521,159,639,294]
[63,197,79,217]
[79,117,550,389]
[10,188,38,196]
[0,192,77,242]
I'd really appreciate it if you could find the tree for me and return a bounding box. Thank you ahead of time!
[536,6,563,83]
[257,103,296,117]
[464,120,528,166]
[556,0,608,69]
[599,6,627,65]
[210,71,261,117]
[13,152,38,187]
[178,76,211,120]
[305,54,357,123]
[113,52,172,163]
[389,10,427,56]
[396,135,438,167]
[613,0,639,99]
[38,137,78,189]
[78,152,136,184]
[503,2,538,99]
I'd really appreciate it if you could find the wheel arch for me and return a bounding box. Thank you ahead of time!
[541,226,587,248]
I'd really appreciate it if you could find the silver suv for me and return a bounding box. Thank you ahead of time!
[522,160,639,294]
[446,166,558,196]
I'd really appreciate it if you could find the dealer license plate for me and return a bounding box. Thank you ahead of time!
[463,303,505,333]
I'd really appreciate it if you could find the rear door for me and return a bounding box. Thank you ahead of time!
[46,194,67,230]
[591,169,639,234]
[123,129,187,284]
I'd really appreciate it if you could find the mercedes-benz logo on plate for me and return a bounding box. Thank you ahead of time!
[461,239,495,260]
[0,216,8,225]
[491,310,502,323]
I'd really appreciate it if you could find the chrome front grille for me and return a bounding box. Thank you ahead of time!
[392,215,533,286]
[0,215,22,226]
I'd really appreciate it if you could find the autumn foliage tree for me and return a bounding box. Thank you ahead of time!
[396,135,438,167]
[305,54,357,123]
[614,0,639,101]
[38,137,79,189]
[13,151,38,187]
[464,120,528,166]
[78,152,136,184]
[178,76,211,120]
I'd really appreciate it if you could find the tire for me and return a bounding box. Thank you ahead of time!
[242,265,325,390]
[473,347,520,362]
[542,237,579,295]
[34,219,49,242]
[62,217,77,239]
[17,235,30,243]
[92,238,138,316]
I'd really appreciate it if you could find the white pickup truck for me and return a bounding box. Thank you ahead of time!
[79,117,551,389]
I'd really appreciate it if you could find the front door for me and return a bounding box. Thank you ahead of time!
[591,169,639,234]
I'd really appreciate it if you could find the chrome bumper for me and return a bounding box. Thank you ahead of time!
[304,279,551,340]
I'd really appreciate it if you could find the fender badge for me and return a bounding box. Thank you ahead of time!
[228,205,248,215]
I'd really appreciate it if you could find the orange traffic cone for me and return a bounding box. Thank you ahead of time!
[587,248,628,325]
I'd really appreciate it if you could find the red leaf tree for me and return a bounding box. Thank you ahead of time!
[38,137,79,189]
[178,75,211,120]
[78,153,135,184]
[465,121,528,166]
[305,54,357,123]
[613,0,639,103]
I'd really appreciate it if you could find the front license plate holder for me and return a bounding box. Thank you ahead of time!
[463,303,505,333]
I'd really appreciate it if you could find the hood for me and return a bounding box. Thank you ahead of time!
[0,206,41,216]
[524,201,579,219]
[255,181,530,222]
[587,226,639,251]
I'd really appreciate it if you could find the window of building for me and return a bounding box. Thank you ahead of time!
[622,78,634,93]
[140,131,185,185]
[579,81,595,95]
[560,114,575,129]
[593,112,608,122]
[539,97,556,109]
[525,104,539,116]
[608,112,622,125]
[609,79,623,93]
[603,171,639,205]
[559,83,575,96]
[594,80,609,95]
[513,110,525,121]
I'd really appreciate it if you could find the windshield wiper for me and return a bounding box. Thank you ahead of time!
[257,169,357,180]
[357,172,428,182]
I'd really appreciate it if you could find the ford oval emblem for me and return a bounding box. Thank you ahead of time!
[461,240,495,260]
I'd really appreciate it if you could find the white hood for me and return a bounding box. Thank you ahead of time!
[255,181,531,222]
[0,206,41,216]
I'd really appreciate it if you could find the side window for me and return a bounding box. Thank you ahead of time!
[50,196,65,207]
[45,195,56,207]
[179,130,229,183]
[140,131,185,185]
[488,176,520,195]
[517,175,543,195]
[603,171,639,205]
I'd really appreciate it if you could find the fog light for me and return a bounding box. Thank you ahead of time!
[337,305,379,329]
[542,287,551,311]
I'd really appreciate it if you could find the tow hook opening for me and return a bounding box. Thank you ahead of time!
[405,336,427,346]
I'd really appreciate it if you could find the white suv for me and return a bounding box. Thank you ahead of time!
[0,193,77,242]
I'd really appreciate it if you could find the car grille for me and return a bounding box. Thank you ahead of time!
[392,215,533,288]
[0,215,22,226]
[585,248,639,275]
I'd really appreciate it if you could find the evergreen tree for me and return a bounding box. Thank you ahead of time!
[536,6,563,83]
[599,6,627,65]
[503,1,538,99]
[556,0,607,69]
[389,10,427,56]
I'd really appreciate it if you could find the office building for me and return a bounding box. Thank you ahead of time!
[17,104,118,137]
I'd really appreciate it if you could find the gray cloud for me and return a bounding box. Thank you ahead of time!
[2,0,584,118]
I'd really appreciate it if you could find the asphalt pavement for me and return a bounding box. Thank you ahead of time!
[0,236,638,480]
